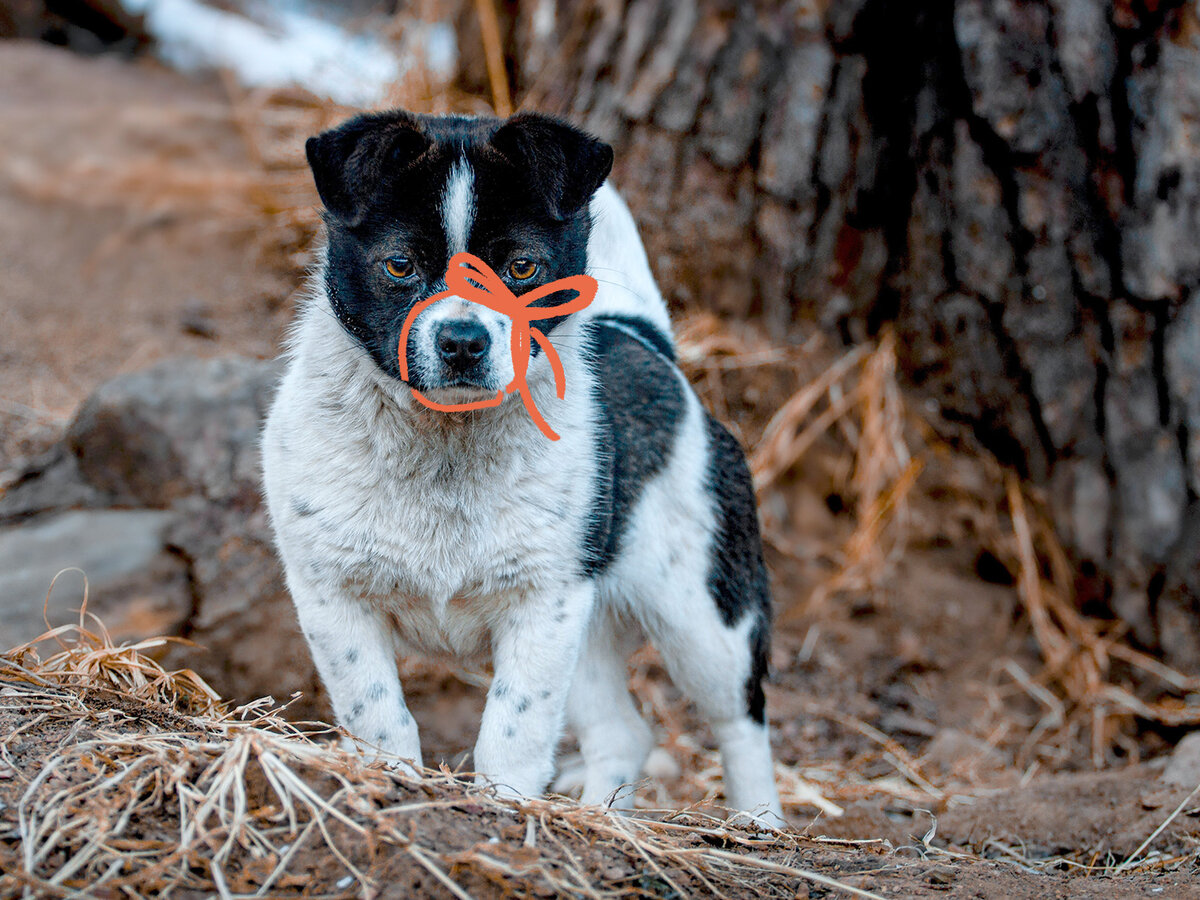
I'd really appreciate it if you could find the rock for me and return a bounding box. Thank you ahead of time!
[160,499,321,719]
[1161,730,1200,790]
[0,509,188,650]
[65,356,282,508]
[1136,728,1200,810]
[0,445,112,524]
[0,355,313,712]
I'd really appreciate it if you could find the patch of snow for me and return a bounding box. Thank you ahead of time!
[117,0,447,107]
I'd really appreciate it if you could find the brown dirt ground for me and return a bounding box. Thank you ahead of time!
[2,687,1198,898]
[1,39,1199,896]
[0,41,293,471]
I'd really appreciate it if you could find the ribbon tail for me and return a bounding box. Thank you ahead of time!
[517,383,560,441]
[530,328,566,399]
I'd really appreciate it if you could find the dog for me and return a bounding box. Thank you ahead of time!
[261,109,783,821]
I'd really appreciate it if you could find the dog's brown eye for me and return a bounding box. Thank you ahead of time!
[384,257,414,280]
[509,258,538,280]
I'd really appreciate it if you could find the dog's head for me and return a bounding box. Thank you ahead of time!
[305,110,612,401]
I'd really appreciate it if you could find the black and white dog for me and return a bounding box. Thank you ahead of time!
[262,110,782,821]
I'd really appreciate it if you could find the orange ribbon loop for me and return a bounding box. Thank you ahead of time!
[397,252,598,441]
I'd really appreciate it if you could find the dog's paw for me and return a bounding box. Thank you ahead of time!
[340,735,423,779]
[551,752,587,797]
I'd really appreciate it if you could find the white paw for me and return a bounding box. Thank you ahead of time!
[341,735,423,779]
[551,752,587,797]
[474,772,533,801]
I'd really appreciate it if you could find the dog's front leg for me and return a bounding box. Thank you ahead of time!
[288,578,422,771]
[474,580,596,799]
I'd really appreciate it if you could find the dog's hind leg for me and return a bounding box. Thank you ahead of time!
[565,609,653,810]
[647,594,782,824]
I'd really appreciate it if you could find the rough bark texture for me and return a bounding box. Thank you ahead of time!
[512,0,1200,667]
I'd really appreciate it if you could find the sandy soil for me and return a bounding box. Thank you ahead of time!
[1,39,1198,895]
[0,41,291,470]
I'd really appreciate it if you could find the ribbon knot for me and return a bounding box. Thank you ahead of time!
[398,252,598,441]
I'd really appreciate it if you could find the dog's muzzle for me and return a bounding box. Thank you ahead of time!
[435,319,491,375]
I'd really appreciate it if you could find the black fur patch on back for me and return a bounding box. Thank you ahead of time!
[582,321,684,576]
[591,314,676,361]
[704,415,772,724]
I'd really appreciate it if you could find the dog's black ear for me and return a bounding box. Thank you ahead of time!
[305,111,431,225]
[490,113,613,219]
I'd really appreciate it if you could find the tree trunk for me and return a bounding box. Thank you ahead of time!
[510,0,1200,668]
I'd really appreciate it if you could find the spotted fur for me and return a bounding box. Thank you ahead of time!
[262,111,781,821]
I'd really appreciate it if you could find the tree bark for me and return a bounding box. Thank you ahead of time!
[510,0,1200,668]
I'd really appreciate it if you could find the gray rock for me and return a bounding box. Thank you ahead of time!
[0,509,188,650]
[1161,729,1200,790]
[65,356,281,508]
[0,445,111,524]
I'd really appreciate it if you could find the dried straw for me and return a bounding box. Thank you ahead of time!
[0,619,914,898]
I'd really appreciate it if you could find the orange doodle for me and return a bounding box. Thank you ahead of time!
[398,252,598,441]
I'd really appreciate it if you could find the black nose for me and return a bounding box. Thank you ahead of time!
[435,320,490,370]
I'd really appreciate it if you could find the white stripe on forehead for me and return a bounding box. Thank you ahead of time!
[440,157,476,257]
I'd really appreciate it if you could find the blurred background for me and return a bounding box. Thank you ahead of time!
[2,0,1200,858]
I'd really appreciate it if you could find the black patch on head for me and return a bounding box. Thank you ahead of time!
[306,110,431,227]
[582,322,685,576]
[704,415,772,723]
[490,112,613,219]
[306,109,611,385]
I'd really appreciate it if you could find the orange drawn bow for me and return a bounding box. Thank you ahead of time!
[398,252,597,441]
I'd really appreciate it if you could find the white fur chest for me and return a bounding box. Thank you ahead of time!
[263,308,595,659]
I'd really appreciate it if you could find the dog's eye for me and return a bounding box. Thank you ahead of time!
[383,257,415,280]
[508,258,539,281]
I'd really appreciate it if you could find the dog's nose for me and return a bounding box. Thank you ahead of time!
[435,320,490,369]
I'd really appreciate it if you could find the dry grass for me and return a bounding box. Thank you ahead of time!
[2,611,1195,896]
[0,620,913,899]
[6,0,1199,838]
